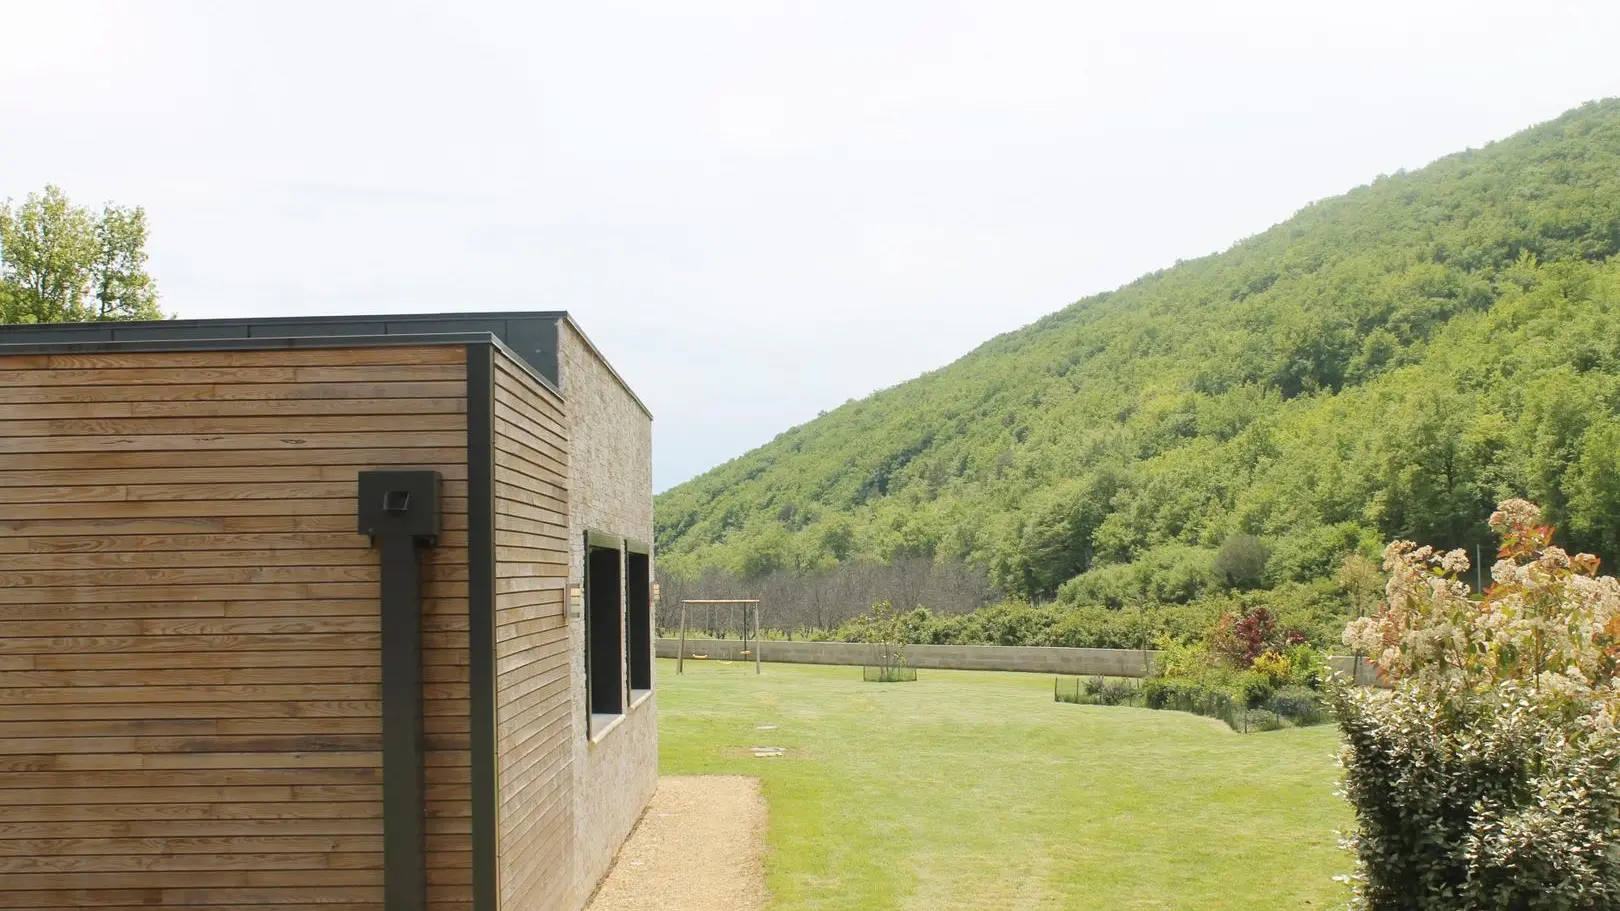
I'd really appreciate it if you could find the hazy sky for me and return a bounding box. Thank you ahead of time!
[3,2,1618,490]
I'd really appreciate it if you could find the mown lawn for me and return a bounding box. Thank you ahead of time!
[656,659,1351,911]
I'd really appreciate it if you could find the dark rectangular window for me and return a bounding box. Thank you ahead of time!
[626,548,652,693]
[585,542,623,719]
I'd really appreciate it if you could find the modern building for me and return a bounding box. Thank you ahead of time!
[0,312,657,911]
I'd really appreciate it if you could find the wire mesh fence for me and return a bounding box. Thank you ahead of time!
[1054,675,1142,708]
[1054,676,1329,733]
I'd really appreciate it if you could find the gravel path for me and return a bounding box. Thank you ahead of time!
[585,776,769,911]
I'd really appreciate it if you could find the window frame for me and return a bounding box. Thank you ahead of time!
[583,531,625,738]
[625,540,653,701]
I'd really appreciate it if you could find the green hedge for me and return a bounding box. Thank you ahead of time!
[804,593,1350,651]
[1056,675,1328,733]
[1335,685,1620,908]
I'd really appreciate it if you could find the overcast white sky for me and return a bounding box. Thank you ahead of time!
[3,1,1618,490]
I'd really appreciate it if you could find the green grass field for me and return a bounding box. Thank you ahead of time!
[656,659,1351,911]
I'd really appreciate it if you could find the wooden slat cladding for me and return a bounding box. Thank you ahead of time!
[491,350,575,911]
[0,345,471,911]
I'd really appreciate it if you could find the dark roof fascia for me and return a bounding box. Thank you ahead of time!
[0,330,563,399]
[0,310,569,334]
[0,310,569,390]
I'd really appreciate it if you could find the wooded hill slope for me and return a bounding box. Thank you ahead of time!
[655,100,1620,610]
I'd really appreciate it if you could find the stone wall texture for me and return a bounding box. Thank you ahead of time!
[657,638,1383,685]
[560,320,659,910]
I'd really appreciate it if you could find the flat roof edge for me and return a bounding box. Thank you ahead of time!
[0,330,563,399]
[0,310,571,333]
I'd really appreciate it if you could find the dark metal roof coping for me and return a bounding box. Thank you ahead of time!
[0,331,563,400]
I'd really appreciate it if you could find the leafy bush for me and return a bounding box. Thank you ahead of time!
[1135,675,1327,732]
[1335,500,1620,908]
[1282,643,1328,687]
[1151,635,1211,678]
[1228,670,1275,709]
[1267,685,1326,725]
[1057,675,1141,707]
[1141,676,1241,727]
[1140,675,1188,710]
[849,600,912,677]
[819,599,1254,651]
[1209,607,1267,665]
[1098,679,1139,706]
[863,664,917,683]
[1240,579,1357,650]
[1244,709,1282,732]
[1335,687,1620,909]
[1265,522,1379,585]
[1247,644,1330,690]
[1058,544,1217,607]
[1250,650,1292,686]
[775,585,1350,663]
[1048,601,1226,649]
[1209,606,1305,666]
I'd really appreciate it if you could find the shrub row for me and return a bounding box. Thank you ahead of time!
[755,581,1355,651]
[1054,675,1141,706]
[1146,678,1328,730]
[1057,675,1328,732]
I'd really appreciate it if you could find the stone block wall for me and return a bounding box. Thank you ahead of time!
[558,319,658,910]
[657,638,1383,684]
[657,638,1155,675]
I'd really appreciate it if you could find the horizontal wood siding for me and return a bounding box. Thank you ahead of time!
[0,346,472,910]
[491,351,575,910]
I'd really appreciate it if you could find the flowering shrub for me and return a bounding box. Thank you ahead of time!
[1282,643,1329,688]
[1210,606,1278,665]
[1344,498,1620,702]
[1251,650,1293,685]
[1080,675,1140,706]
[1140,608,1330,730]
[1335,499,1620,909]
[1211,605,1312,666]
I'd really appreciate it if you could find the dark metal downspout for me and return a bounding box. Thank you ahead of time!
[358,470,443,911]
[466,343,499,911]
[380,534,426,911]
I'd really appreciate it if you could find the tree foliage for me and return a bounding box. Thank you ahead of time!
[0,185,161,324]
[656,101,1620,610]
[1335,501,1620,908]
[1213,533,1268,590]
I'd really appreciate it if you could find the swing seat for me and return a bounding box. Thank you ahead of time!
[689,653,709,660]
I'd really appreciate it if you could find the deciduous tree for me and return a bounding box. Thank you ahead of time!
[0,185,161,324]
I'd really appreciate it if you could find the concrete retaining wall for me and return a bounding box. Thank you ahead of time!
[656,638,1381,685]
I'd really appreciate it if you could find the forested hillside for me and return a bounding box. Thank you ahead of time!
[656,100,1620,620]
